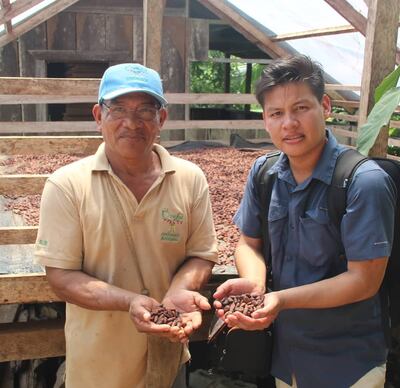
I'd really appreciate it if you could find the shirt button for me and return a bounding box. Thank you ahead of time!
[289,223,295,229]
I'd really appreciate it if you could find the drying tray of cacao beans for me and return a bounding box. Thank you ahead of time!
[0,142,275,274]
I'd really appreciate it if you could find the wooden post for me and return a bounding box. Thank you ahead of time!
[358,0,399,157]
[245,63,252,118]
[143,0,166,72]
[224,53,231,112]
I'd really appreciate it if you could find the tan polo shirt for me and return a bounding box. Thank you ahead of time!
[34,143,218,388]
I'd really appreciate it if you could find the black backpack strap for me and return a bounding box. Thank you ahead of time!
[328,148,368,229]
[329,149,393,344]
[255,151,280,284]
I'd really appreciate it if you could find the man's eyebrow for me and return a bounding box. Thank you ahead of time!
[265,98,312,110]
[293,98,312,105]
[264,106,281,112]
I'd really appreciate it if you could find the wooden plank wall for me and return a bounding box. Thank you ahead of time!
[1,1,187,124]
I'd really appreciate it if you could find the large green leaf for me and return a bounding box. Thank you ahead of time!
[357,86,400,155]
[374,66,400,103]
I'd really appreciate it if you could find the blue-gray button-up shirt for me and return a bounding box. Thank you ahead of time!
[234,130,396,388]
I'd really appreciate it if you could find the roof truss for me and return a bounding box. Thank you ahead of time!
[0,0,79,48]
[324,0,400,63]
[270,24,357,42]
[198,0,347,101]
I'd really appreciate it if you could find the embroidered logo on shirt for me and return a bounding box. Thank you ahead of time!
[36,239,49,249]
[160,208,183,242]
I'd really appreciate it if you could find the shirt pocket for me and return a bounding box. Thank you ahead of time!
[268,204,288,258]
[298,208,336,267]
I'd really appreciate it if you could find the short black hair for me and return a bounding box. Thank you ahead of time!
[255,55,325,106]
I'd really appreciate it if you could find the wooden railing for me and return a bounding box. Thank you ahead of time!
[0,77,399,362]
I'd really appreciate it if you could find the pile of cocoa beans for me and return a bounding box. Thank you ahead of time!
[219,293,264,317]
[150,305,183,328]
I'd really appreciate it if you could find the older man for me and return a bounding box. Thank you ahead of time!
[34,63,218,388]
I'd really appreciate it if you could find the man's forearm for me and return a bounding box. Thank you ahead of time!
[167,257,214,293]
[275,257,388,310]
[235,235,266,292]
[46,267,136,312]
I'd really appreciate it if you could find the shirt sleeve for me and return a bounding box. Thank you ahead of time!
[342,160,397,260]
[185,170,218,263]
[34,179,83,270]
[233,156,266,238]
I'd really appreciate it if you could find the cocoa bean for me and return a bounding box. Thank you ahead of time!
[150,304,183,328]
[218,293,264,317]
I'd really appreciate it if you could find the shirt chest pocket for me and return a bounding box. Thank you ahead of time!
[268,204,288,258]
[299,208,337,266]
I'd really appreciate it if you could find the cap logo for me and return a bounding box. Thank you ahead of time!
[125,65,146,77]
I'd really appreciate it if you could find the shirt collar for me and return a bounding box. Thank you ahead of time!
[267,129,342,186]
[311,129,342,185]
[91,142,176,174]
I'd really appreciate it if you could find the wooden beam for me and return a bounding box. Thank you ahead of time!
[0,122,366,147]
[167,93,256,104]
[325,0,400,63]
[0,0,43,25]
[0,136,102,155]
[331,99,360,108]
[0,273,59,304]
[0,226,37,245]
[271,25,357,42]
[330,112,359,122]
[0,77,99,103]
[207,57,272,64]
[0,121,98,133]
[0,0,80,48]
[1,0,12,33]
[390,120,400,129]
[0,120,266,134]
[143,0,166,72]
[0,175,47,195]
[28,49,132,63]
[0,78,361,104]
[324,0,367,32]
[325,84,360,91]
[67,4,183,17]
[0,319,65,362]
[358,0,399,157]
[389,137,400,147]
[331,126,358,139]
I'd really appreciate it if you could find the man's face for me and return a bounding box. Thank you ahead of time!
[262,82,331,161]
[92,92,167,161]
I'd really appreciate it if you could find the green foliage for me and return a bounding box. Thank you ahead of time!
[374,66,400,103]
[190,51,226,95]
[357,87,400,156]
[357,66,400,156]
[190,51,266,111]
[326,106,351,126]
[388,145,400,156]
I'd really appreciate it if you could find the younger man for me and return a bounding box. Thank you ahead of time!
[215,55,396,388]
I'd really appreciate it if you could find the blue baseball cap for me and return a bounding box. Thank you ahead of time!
[98,63,168,106]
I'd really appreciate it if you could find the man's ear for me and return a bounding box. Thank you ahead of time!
[158,108,168,128]
[321,94,331,119]
[262,110,271,134]
[92,104,102,124]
